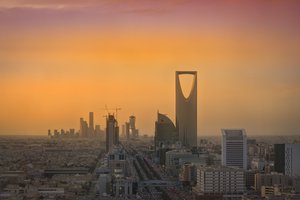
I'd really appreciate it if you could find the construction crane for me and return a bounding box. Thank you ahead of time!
[104,105,122,121]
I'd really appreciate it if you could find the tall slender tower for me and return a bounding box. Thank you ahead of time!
[89,112,94,130]
[106,114,119,153]
[176,71,197,147]
[80,117,88,137]
[88,112,94,136]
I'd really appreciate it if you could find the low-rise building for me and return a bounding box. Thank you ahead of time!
[193,166,245,199]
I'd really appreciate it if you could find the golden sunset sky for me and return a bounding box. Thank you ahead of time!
[1,0,300,136]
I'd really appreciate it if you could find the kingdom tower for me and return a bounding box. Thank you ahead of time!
[175,71,197,147]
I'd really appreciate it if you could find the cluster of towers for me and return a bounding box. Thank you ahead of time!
[155,71,197,150]
[48,128,77,138]
[80,112,104,138]
[122,115,139,140]
[106,115,139,153]
[155,71,250,171]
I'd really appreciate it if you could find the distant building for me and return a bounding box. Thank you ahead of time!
[165,150,205,175]
[106,115,119,153]
[179,163,197,186]
[254,173,291,193]
[95,125,105,140]
[80,117,88,137]
[48,129,51,137]
[129,115,139,138]
[88,112,95,136]
[176,71,197,148]
[54,129,59,137]
[125,122,130,140]
[251,158,266,171]
[222,129,247,170]
[123,115,139,139]
[121,124,125,138]
[274,143,300,176]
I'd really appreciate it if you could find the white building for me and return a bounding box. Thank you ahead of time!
[194,166,245,196]
[222,129,247,170]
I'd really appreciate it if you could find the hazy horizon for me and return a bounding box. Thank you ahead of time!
[1,0,300,136]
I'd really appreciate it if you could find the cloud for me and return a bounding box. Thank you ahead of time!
[0,0,91,10]
[0,4,66,10]
[0,0,191,11]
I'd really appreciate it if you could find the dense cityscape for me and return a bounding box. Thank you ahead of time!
[1,71,300,200]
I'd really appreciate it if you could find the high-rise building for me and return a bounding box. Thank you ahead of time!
[129,115,136,130]
[125,122,130,140]
[121,124,125,138]
[88,112,94,136]
[222,129,247,170]
[175,71,197,147]
[129,115,139,138]
[274,143,300,177]
[154,112,180,165]
[154,112,178,150]
[80,117,88,137]
[106,115,119,153]
[274,144,285,174]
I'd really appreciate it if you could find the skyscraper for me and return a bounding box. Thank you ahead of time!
[129,115,139,138]
[154,112,178,165]
[175,71,197,147]
[121,124,125,138]
[80,117,88,137]
[88,112,94,136]
[125,122,130,140]
[221,129,247,170]
[106,114,119,153]
[154,112,178,149]
[274,144,285,174]
[129,115,136,130]
[274,143,300,177]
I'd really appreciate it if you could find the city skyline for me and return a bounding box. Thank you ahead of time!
[1,0,300,136]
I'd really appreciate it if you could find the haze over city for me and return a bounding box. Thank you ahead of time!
[1,0,300,136]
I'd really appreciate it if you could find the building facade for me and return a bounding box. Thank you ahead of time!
[154,112,178,150]
[194,166,245,196]
[274,143,300,177]
[222,129,247,170]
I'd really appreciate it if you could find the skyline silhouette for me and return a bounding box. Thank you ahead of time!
[1,0,300,136]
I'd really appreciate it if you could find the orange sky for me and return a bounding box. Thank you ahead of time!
[1,0,300,136]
